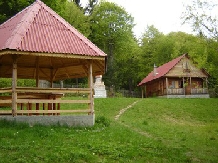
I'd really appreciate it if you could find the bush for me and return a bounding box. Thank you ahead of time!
[95,116,110,127]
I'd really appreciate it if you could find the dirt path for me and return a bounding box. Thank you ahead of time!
[114,100,140,121]
[114,100,153,138]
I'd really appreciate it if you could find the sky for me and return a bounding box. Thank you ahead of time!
[80,0,194,38]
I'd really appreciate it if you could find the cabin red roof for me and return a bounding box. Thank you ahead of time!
[0,0,106,57]
[138,54,186,86]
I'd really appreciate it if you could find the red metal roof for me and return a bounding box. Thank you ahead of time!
[0,0,107,57]
[138,54,186,86]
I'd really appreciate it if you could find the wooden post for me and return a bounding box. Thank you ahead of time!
[36,57,39,87]
[50,68,53,88]
[12,56,18,116]
[205,77,208,94]
[36,57,39,115]
[28,103,32,116]
[205,77,208,88]
[48,69,53,115]
[141,87,144,98]
[190,77,192,94]
[88,61,94,114]
[190,77,192,86]
[166,78,168,95]
[183,77,185,95]
[53,95,56,115]
[43,103,46,115]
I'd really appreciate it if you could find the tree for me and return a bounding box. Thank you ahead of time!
[139,25,165,79]
[84,0,98,15]
[182,0,218,86]
[89,1,138,91]
[73,0,81,7]
[0,0,34,24]
[62,1,91,37]
[182,0,218,40]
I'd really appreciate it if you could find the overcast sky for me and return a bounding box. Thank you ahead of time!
[80,0,197,38]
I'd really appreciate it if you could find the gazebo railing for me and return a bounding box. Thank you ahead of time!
[0,87,94,116]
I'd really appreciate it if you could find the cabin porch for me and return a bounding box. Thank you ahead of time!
[142,77,210,98]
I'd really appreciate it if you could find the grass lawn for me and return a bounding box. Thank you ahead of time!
[0,98,218,162]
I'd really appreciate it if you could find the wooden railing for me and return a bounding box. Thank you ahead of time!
[0,87,93,116]
[164,88,209,95]
[191,88,208,94]
[166,88,184,95]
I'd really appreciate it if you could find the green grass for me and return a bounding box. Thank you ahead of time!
[0,98,218,163]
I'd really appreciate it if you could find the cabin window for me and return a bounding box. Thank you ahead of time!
[169,81,179,88]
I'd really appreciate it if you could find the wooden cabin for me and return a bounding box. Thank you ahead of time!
[0,0,107,126]
[138,54,210,98]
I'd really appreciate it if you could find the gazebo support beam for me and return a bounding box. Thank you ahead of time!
[50,69,54,88]
[88,60,94,114]
[36,57,39,87]
[12,56,18,116]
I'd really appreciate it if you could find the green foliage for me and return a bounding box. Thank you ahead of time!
[61,0,91,37]
[90,1,135,52]
[0,0,34,24]
[17,79,36,87]
[42,0,67,15]
[89,1,139,90]
[0,78,11,88]
[84,0,98,15]
[0,78,36,87]
[181,0,218,40]
[1,0,218,93]
[95,116,110,127]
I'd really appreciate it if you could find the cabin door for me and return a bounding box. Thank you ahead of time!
[185,78,191,95]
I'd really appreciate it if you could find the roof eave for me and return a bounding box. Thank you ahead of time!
[0,49,106,60]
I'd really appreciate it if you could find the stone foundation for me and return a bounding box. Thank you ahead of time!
[160,94,210,98]
[0,115,95,127]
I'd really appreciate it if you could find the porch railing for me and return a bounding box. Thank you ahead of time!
[191,88,208,94]
[164,88,208,95]
[166,88,184,95]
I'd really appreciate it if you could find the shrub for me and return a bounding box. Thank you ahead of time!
[95,116,110,127]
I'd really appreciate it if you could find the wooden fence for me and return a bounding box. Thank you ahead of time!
[0,87,93,116]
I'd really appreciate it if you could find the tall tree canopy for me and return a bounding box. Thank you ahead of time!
[182,0,218,40]
[0,0,34,24]
[84,0,98,15]
[62,0,91,37]
[1,0,218,94]
[89,1,139,90]
[181,0,218,87]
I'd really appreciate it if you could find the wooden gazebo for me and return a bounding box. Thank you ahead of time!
[0,0,107,123]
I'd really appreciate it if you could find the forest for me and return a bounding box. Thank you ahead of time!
[0,0,218,95]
